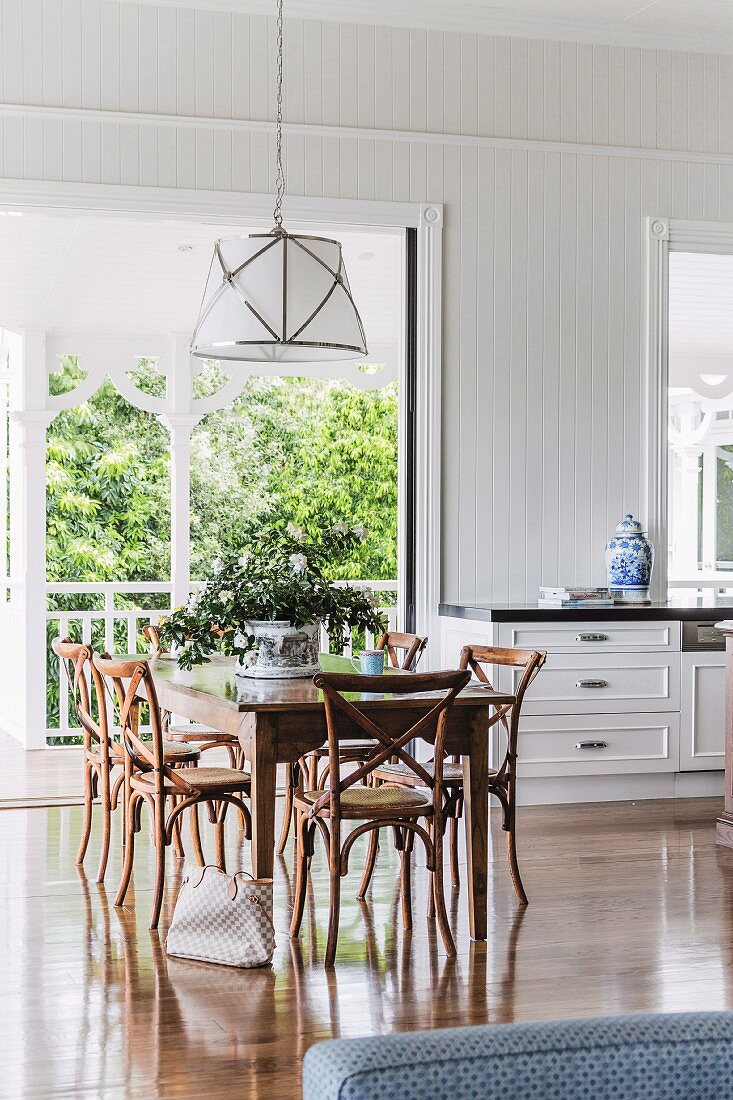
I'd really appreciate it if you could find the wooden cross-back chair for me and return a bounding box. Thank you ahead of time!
[289,667,471,966]
[52,639,127,883]
[144,624,244,767]
[368,644,546,906]
[53,638,205,882]
[93,653,252,930]
[276,630,428,856]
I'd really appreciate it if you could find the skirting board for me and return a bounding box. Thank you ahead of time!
[517,771,724,806]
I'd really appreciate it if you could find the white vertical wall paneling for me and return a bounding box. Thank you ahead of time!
[508,148,528,600]
[458,144,478,600]
[574,153,593,582]
[541,152,561,588]
[2,3,733,603]
[474,146,495,600]
[525,150,545,598]
[491,147,512,601]
[590,155,609,570]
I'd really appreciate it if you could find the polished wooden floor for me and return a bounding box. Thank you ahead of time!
[1,792,731,1098]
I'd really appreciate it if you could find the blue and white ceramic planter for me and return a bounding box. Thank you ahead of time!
[605,514,654,603]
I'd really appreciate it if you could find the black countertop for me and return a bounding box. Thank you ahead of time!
[438,598,733,623]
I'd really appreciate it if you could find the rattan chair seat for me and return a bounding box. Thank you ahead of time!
[295,784,432,817]
[310,738,379,759]
[166,723,236,744]
[171,766,251,791]
[373,759,469,785]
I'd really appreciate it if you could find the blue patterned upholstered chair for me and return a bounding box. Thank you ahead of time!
[303,1012,733,1100]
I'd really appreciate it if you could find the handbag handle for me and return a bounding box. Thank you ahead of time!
[184,864,273,908]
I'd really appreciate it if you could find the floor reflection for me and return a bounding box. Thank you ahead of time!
[2,797,733,1097]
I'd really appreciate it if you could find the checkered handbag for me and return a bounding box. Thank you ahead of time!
[166,863,275,968]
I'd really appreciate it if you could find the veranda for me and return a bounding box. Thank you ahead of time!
[0,327,398,749]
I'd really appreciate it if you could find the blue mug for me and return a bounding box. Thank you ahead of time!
[351,649,385,675]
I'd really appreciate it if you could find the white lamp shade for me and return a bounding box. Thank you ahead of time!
[190,231,368,363]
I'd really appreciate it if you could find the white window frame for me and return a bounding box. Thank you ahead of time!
[644,216,733,600]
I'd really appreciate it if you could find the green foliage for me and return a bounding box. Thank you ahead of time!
[160,522,386,669]
[45,359,397,733]
[47,357,170,584]
[190,375,398,581]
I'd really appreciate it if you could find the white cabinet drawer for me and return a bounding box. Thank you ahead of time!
[680,652,725,771]
[504,652,680,714]
[517,712,679,777]
[498,620,679,653]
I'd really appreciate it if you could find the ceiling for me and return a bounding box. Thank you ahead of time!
[124,0,733,54]
[669,251,733,398]
[0,211,403,355]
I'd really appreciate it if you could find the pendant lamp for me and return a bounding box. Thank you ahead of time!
[190,0,367,363]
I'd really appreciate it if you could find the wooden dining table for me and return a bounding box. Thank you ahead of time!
[150,652,515,940]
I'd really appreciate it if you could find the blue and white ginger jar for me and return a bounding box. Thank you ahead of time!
[605,514,654,603]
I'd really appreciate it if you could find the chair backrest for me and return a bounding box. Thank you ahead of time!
[92,653,191,794]
[52,638,120,762]
[144,623,162,655]
[458,645,546,778]
[310,668,471,818]
[376,631,428,670]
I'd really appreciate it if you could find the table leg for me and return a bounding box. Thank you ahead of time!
[248,714,278,880]
[462,708,489,940]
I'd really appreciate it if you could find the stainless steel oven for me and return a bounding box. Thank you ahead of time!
[681,620,727,652]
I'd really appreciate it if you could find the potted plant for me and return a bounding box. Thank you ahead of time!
[159,522,387,678]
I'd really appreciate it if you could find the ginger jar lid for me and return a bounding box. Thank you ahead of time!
[612,513,645,538]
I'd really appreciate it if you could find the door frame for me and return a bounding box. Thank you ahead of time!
[644,216,733,600]
[0,179,444,659]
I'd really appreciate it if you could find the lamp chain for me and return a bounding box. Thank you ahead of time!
[273,0,286,230]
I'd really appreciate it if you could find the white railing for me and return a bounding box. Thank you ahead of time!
[46,579,399,742]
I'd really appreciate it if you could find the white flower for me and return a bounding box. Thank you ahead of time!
[186,592,201,612]
[237,553,250,568]
[352,524,369,542]
[218,590,233,601]
[332,521,350,535]
[289,553,308,574]
[211,557,223,574]
[286,522,307,541]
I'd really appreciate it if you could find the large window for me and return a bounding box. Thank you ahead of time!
[667,252,733,587]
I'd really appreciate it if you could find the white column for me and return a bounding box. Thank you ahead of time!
[672,446,703,577]
[162,414,199,609]
[701,446,718,571]
[160,335,200,610]
[2,329,54,749]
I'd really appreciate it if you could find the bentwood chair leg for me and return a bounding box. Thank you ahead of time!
[190,802,205,866]
[77,761,94,865]
[449,815,460,889]
[325,863,342,968]
[432,827,457,957]
[425,819,436,920]
[97,766,112,883]
[356,828,379,899]
[289,813,310,939]
[400,828,414,932]
[150,802,167,930]
[171,795,185,860]
[214,802,227,872]
[506,788,528,906]
[115,792,138,907]
[277,763,295,854]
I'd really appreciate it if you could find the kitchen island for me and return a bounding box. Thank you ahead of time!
[438,597,733,805]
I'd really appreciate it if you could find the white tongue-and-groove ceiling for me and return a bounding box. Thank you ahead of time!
[123,0,733,54]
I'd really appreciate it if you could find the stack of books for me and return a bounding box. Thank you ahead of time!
[538,586,615,608]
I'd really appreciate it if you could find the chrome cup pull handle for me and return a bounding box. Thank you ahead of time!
[576,633,608,642]
[575,740,608,749]
[576,679,608,689]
